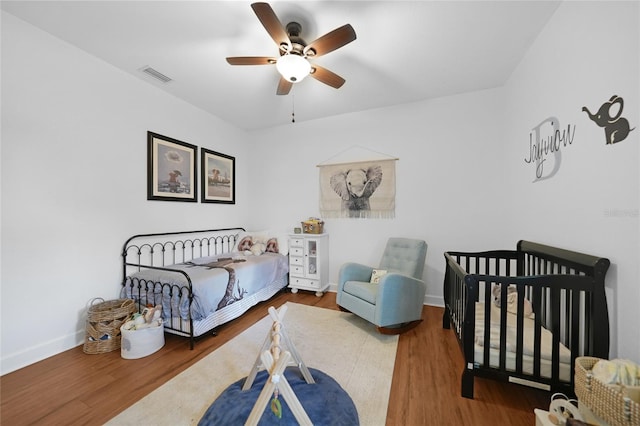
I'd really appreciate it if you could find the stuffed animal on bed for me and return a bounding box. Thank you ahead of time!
[250,243,266,256]
[237,236,253,251]
[265,238,279,253]
[236,235,264,255]
[492,284,534,318]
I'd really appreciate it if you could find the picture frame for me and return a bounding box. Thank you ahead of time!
[147,131,197,202]
[201,147,235,204]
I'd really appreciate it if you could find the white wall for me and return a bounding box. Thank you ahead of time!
[503,1,639,359]
[247,88,510,306]
[1,12,251,374]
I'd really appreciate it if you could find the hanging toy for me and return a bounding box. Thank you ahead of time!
[270,321,283,418]
[270,378,282,419]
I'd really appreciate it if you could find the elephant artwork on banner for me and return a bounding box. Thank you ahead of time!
[330,166,383,216]
[583,95,635,145]
[319,160,396,219]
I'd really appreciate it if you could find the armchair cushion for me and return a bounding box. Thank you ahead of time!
[343,280,378,304]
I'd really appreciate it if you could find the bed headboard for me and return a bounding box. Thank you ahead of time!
[122,228,244,279]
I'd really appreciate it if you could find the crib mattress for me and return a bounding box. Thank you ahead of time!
[474,344,571,382]
[474,302,571,381]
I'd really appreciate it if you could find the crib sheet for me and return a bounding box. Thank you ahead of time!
[474,301,571,368]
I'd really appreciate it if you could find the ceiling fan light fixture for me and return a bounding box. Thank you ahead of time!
[276,54,311,83]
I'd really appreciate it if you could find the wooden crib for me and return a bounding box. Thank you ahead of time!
[443,240,610,399]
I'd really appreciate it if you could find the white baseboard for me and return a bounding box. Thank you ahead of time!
[424,295,444,307]
[1,330,84,375]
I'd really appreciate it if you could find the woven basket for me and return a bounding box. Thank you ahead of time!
[301,220,324,234]
[574,356,640,426]
[83,298,136,354]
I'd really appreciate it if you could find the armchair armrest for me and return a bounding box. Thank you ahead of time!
[375,273,426,326]
[338,262,374,292]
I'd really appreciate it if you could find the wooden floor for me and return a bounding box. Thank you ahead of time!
[1,291,550,425]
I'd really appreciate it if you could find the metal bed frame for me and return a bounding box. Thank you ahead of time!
[121,227,287,349]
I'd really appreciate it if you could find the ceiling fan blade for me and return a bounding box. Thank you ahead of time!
[226,56,277,66]
[276,77,293,95]
[309,65,346,89]
[304,24,356,58]
[251,2,291,51]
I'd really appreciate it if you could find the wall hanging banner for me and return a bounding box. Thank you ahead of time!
[319,159,396,219]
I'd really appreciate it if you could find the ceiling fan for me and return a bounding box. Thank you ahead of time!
[226,2,356,95]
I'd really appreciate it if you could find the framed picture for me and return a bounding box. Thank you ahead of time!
[201,148,235,204]
[147,132,197,202]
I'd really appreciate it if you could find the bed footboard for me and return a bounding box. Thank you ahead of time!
[443,241,610,399]
[121,228,244,349]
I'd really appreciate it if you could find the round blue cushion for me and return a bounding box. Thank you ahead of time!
[198,367,359,425]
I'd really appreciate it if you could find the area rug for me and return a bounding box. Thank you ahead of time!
[107,302,399,426]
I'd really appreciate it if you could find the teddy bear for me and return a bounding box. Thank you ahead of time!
[250,242,266,256]
[492,284,534,318]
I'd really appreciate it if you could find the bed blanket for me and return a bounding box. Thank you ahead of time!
[122,253,288,320]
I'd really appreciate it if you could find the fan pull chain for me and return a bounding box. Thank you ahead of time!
[291,93,295,123]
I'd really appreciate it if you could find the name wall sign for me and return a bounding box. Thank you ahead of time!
[524,117,577,182]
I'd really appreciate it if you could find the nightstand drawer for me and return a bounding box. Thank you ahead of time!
[289,256,304,266]
[289,238,304,247]
[289,277,320,289]
[290,265,304,275]
[290,247,304,257]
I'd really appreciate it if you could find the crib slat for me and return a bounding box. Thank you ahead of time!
[531,285,543,378]
[515,286,525,375]
[550,286,561,383]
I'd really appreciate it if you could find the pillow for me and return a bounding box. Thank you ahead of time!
[370,269,388,284]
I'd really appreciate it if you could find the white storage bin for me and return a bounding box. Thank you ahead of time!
[120,324,165,359]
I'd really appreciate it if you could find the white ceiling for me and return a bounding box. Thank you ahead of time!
[2,1,561,131]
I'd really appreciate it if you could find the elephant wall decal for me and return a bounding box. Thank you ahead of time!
[330,165,383,217]
[582,95,635,144]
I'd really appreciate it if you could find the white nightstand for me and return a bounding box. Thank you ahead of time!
[288,233,329,296]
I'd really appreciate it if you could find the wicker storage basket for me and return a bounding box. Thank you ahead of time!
[83,298,136,354]
[575,356,640,426]
[302,220,324,234]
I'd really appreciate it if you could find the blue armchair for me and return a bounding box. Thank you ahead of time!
[336,238,428,334]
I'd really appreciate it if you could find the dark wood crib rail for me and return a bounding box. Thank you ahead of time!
[443,240,610,399]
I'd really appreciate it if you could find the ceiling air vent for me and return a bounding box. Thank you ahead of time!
[140,66,172,83]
